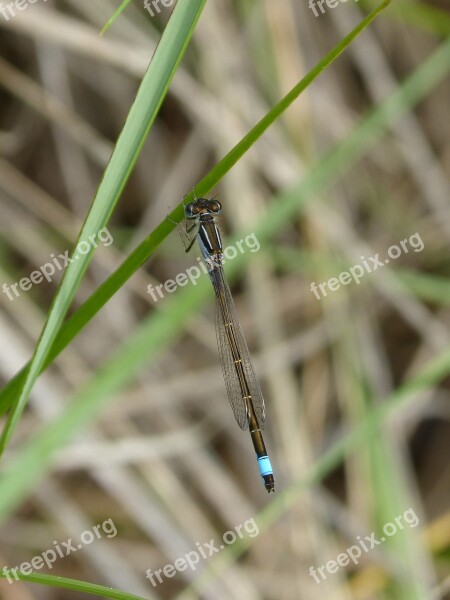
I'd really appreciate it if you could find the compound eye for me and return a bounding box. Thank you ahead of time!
[209,200,222,214]
[184,202,198,219]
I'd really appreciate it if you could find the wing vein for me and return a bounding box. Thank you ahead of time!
[210,265,265,431]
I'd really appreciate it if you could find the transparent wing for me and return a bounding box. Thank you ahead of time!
[210,266,265,431]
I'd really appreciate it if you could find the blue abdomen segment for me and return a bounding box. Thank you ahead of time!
[257,455,275,493]
[257,455,273,476]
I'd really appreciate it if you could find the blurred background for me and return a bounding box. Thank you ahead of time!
[0,0,449,599]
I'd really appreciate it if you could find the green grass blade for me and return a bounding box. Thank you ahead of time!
[101,0,133,36]
[0,0,207,457]
[2,15,450,523]
[0,0,390,418]
[0,572,148,600]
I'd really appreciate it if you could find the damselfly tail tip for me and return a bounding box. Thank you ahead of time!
[263,474,275,493]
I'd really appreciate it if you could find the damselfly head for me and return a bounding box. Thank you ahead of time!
[185,198,222,219]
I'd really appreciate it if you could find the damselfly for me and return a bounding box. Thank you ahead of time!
[181,197,275,493]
